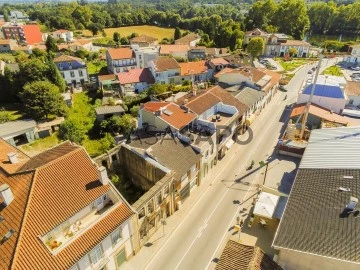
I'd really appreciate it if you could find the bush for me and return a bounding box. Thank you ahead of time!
[58,119,86,143]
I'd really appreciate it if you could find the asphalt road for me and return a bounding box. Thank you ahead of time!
[144,58,338,270]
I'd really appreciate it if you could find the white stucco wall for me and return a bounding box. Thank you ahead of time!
[61,68,89,85]
[297,93,346,114]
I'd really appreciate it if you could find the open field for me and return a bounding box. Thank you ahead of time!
[82,25,177,40]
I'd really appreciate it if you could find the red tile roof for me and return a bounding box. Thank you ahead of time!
[184,91,221,115]
[130,35,158,43]
[160,44,189,55]
[53,54,84,63]
[258,68,282,92]
[179,60,208,76]
[107,47,135,60]
[22,24,43,45]
[209,86,248,115]
[210,58,229,66]
[143,102,197,130]
[281,40,310,46]
[153,57,181,71]
[0,138,30,174]
[0,139,135,270]
[52,29,70,34]
[175,33,200,45]
[291,103,352,125]
[118,68,155,85]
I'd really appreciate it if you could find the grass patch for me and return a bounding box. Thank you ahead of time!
[322,65,343,76]
[0,103,25,122]
[279,59,308,72]
[87,60,108,76]
[82,25,177,40]
[21,133,59,156]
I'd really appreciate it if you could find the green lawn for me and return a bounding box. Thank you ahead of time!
[82,25,178,40]
[322,65,343,76]
[0,103,25,123]
[279,59,308,72]
[87,60,108,76]
[21,133,59,156]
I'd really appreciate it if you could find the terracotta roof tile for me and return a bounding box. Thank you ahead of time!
[0,170,34,270]
[0,138,30,174]
[215,67,266,83]
[281,40,310,46]
[76,39,92,45]
[53,54,84,63]
[210,58,229,66]
[184,91,221,115]
[345,81,360,96]
[0,39,10,45]
[143,102,169,113]
[216,240,283,270]
[175,33,200,45]
[107,48,135,60]
[52,29,70,34]
[245,28,268,36]
[98,74,117,82]
[130,35,158,43]
[153,57,180,71]
[179,61,208,76]
[209,86,248,115]
[258,68,281,92]
[291,103,352,125]
[160,45,189,55]
[22,25,43,45]
[118,68,155,85]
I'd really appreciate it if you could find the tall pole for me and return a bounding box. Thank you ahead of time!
[299,55,323,139]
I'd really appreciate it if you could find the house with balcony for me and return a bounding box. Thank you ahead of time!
[148,57,182,85]
[50,29,74,42]
[53,54,89,87]
[106,47,137,74]
[0,139,139,270]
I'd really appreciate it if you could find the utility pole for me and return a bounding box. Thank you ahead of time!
[299,55,323,139]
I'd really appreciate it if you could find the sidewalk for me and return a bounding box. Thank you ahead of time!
[121,138,246,270]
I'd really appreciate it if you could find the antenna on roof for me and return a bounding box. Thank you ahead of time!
[299,55,323,139]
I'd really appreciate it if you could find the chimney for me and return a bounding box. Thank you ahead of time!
[0,184,14,206]
[98,166,109,185]
[7,152,18,164]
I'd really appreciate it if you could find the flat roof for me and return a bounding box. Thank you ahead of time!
[0,119,36,137]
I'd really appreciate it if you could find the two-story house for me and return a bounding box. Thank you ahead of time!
[178,60,212,84]
[0,139,139,270]
[106,48,137,74]
[148,57,182,85]
[50,29,74,42]
[131,44,159,69]
[278,40,310,57]
[54,55,89,87]
[243,28,269,48]
[2,22,43,45]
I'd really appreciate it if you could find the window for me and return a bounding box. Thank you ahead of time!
[111,228,122,246]
[89,245,103,265]
[70,71,75,77]
[79,70,83,77]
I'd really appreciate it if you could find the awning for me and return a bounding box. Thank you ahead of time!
[225,139,235,149]
[254,192,280,219]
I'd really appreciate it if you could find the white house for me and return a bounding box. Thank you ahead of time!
[175,33,201,47]
[106,48,137,74]
[278,40,310,57]
[53,54,89,87]
[0,140,139,270]
[51,29,74,42]
[131,44,159,69]
[148,57,182,84]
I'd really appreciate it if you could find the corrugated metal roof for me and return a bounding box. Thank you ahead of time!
[0,119,36,137]
[95,105,125,115]
[303,84,344,99]
[300,126,360,169]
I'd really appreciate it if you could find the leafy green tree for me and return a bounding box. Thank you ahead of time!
[113,31,121,44]
[247,37,265,59]
[48,61,66,92]
[273,0,309,40]
[99,133,115,153]
[19,81,66,120]
[58,119,86,143]
[88,23,103,36]
[130,105,140,117]
[265,25,278,34]
[101,114,136,136]
[288,47,298,57]
[45,35,58,53]
[120,37,129,45]
[246,0,277,30]
[230,29,244,51]
[148,83,168,95]
[31,48,47,59]
[174,27,181,40]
